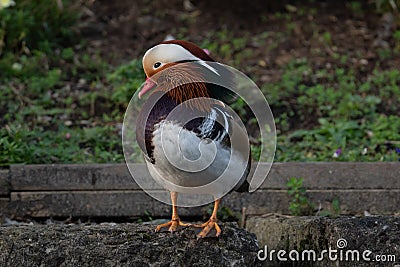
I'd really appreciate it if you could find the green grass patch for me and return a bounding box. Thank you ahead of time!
[0,1,399,164]
[262,58,400,161]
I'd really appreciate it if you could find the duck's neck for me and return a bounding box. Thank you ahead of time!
[166,83,211,112]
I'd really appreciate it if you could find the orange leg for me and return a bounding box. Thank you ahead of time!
[193,198,221,239]
[155,191,189,232]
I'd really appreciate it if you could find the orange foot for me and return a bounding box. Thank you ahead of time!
[193,218,221,239]
[155,217,190,233]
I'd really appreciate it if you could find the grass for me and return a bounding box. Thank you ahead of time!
[265,59,400,161]
[0,1,399,165]
[0,49,140,165]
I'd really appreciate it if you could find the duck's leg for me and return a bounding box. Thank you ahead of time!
[155,191,189,232]
[193,198,221,239]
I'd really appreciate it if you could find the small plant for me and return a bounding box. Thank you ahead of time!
[205,205,240,222]
[348,1,364,15]
[136,210,153,223]
[321,31,332,46]
[287,178,342,217]
[286,177,314,216]
[332,199,341,215]
[317,199,341,217]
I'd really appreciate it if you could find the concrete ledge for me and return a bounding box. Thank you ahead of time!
[0,170,9,196]
[3,163,400,218]
[7,189,399,218]
[246,215,400,266]
[9,162,400,191]
[0,223,260,267]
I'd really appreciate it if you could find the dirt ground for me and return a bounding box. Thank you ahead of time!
[79,0,399,83]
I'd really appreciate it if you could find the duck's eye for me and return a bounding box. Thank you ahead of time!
[153,62,162,68]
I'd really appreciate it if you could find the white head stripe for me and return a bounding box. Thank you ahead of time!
[198,61,220,76]
[143,43,220,76]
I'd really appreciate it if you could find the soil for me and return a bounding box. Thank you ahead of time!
[79,0,399,83]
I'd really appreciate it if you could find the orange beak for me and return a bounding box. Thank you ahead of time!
[138,77,156,99]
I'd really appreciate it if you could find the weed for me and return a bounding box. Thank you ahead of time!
[136,211,153,223]
[287,178,342,217]
[286,177,314,216]
[332,199,341,214]
[205,205,240,222]
[317,199,341,217]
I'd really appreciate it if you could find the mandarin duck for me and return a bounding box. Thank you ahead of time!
[136,40,251,238]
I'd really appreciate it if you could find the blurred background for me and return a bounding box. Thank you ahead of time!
[0,0,399,165]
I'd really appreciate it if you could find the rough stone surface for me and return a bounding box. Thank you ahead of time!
[246,215,400,266]
[0,199,7,224]
[0,222,261,267]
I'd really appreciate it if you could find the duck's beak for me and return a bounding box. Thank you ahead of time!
[138,78,156,99]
